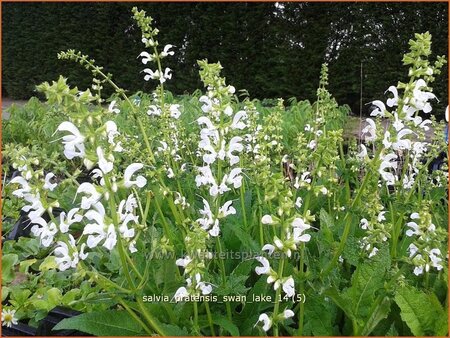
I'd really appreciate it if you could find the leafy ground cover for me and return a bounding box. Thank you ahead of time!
[1,7,448,337]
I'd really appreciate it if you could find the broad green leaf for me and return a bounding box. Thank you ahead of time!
[53,310,144,336]
[213,315,240,336]
[19,259,37,273]
[395,286,447,336]
[360,297,391,336]
[159,323,189,336]
[324,287,355,321]
[39,256,57,271]
[303,296,335,336]
[345,244,390,319]
[2,254,18,284]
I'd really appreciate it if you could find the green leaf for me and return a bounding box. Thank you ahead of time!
[39,256,57,271]
[53,310,144,336]
[303,296,335,335]
[159,323,189,336]
[324,287,355,321]
[344,244,390,319]
[395,286,447,336]
[213,315,240,336]
[19,259,37,273]
[2,254,19,284]
[360,297,391,336]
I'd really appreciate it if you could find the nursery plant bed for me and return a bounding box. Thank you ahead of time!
[2,307,90,337]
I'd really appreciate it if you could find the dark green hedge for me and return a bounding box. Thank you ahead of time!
[2,2,448,116]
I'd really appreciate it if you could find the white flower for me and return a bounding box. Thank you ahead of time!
[226,168,243,188]
[176,256,193,268]
[283,309,294,319]
[173,287,189,302]
[169,104,181,119]
[31,217,57,247]
[83,207,116,250]
[377,211,386,222]
[282,276,295,297]
[103,224,117,250]
[392,112,404,131]
[370,100,386,117]
[360,218,369,230]
[293,227,311,243]
[124,163,147,188]
[379,153,398,185]
[255,256,271,275]
[385,86,398,107]
[97,147,114,174]
[199,96,212,113]
[54,234,81,271]
[108,100,120,114]
[143,68,160,81]
[356,144,368,160]
[227,137,244,166]
[307,140,317,149]
[292,218,310,232]
[392,129,412,151]
[320,187,328,195]
[59,208,83,233]
[147,105,161,116]
[261,215,273,224]
[160,44,175,57]
[411,79,436,113]
[231,111,247,130]
[218,201,236,218]
[368,247,379,258]
[43,173,57,191]
[162,67,172,83]
[10,176,31,197]
[2,309,18,327]
[295,197,303,208]
[57,121,85,159]
[256,313,272,332]
[138,51,155,64]
[262,244,275,255]
[429,249,443,270]
[77,183,101,209]
[406,221,420,237]
[361,118,376,141]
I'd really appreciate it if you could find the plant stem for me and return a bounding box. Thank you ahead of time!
[205,302,216,336]
[136,297,167,336]
[272,258,285,337]
[216,237,233,320]
[118,299,153,336]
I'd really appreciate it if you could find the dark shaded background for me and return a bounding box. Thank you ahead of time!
[2,2,448,116]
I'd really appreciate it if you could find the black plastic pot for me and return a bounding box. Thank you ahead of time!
[2,307,90,337]
[2,322,37,336]
[35,306,90,336]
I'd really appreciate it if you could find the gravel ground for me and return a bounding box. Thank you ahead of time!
[2,98,28,120]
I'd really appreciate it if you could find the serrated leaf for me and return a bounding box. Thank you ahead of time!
[360,297,391,336]
[395,286,447,336]
[213,315,240,336]
[303,296,335,335]
[324,287,355,321]
[160,323,189,336]
[345,244,390,318]
[53,310,144,336]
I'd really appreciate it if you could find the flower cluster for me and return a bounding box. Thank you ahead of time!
[405,205,446,276]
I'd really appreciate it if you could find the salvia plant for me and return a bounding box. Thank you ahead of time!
[2,8,448,337]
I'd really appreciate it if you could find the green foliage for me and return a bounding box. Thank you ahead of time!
[395,286,448,336]
[53,310,144,336]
